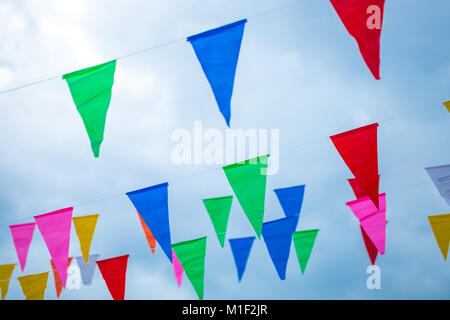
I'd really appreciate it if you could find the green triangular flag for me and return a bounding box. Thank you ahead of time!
[292,229,319,274]
[203,196,233,247]
[172,237,207,300]
[223,155,269,238]
[63,60,116,157]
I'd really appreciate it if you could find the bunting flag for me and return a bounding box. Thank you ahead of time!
[274,185,305,226]
[172,237,207,300]
[62,60,116,157]
[262,216,298,280]
[428,214,450,261]
[443,100,450,112]
[229,236,255,282]
[292,229,319,274]
[187,19,247,126]
[34,207,73,289]
[223,155,269,238]
[330,0,385,79]
[172,249,184,287]
[0,264,16,300]
[330,123,380,208]
[17,272,49,300]
[72,214,99,263]
[96,254,130,300]
[137,210,157,254]
[203,196,233,247]
[425,164,450,207]
[346,193,387,254]
[51,257,73,298]
[76,254,99,285]
[127,182,173,262]
[9,222,36,271]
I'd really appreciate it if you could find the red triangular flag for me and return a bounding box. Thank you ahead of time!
[96,255,129,300]
[330,0,385,79]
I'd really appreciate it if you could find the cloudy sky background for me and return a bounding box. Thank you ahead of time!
[0,0,449,300]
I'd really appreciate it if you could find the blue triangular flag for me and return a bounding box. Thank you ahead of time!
[262,216,297,280]
[126,182,173,262]
[187,19,247,126]
[274,185,305,226]
[76,254,99,285]
[229,236,255,282]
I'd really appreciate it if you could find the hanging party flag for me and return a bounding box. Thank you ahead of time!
[425,164,450,207]
[96,254,130,300]
[9,222,36,271]
[0,264,16,300]
[274,185,306,226]
[137,210,157,254]
[172,249,184,287]
[62,60,116,157]
[76,254,100,285]
[17,272,49,300]
[73,214,99,263]
[443,101,450,112]
[203,196,233,247]
[292,229,319,274]
[34,207,73,289]
[229,236,255,282]
[223,155,269,238]
[346,193,386,254]
[330,123,380,208]
[187,19,247,126]
[127,183,172,262]
[262,216,298,280]
[428,214,450,261]
[50,257,73,298]
[330,0,385,79]
[172,237,207,300]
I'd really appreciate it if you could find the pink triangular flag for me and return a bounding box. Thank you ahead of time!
[9,223,36,271]
[346,193,386,254]
[172,249,183,287]
[34,207,73,289]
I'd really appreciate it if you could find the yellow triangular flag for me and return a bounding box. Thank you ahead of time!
[0,264,16,300]
[443,100,450,112]
[428,213,450,261]
[17,272,49,300]
[73,214,99,263]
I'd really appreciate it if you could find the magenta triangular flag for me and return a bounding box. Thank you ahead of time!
[346,193,386,254]
[9,223,36,271]
[172,249,183,287]
[34,207,73,289]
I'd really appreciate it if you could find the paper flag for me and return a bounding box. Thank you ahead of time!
[187,19,247,126]
[223,155,269,238]
[443,101,450,112]
[330,0,385,79]
[51,257,73,298]
[330,123,380,208]
[262,216,298,280]
[229,236,255,282]
[34,207,73,289]
[17,272,49,300]
[428,214,450,260]
[346,193,386,254]
[73,214,99,263]
[172,237,207,300]
[62,60,116,157]
[9,222,35,271]
[96,254,130,300]
[274,185,305,226]
[0,264,16,300]
[172,249,184,287]
[292,229,319,274]
[137,210,157,254]
[203,196,233,247]
[127,183,172,262]
[425,164,450,207]
[76,254,100,285]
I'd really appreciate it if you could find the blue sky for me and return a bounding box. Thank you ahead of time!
[0,0,449,300]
